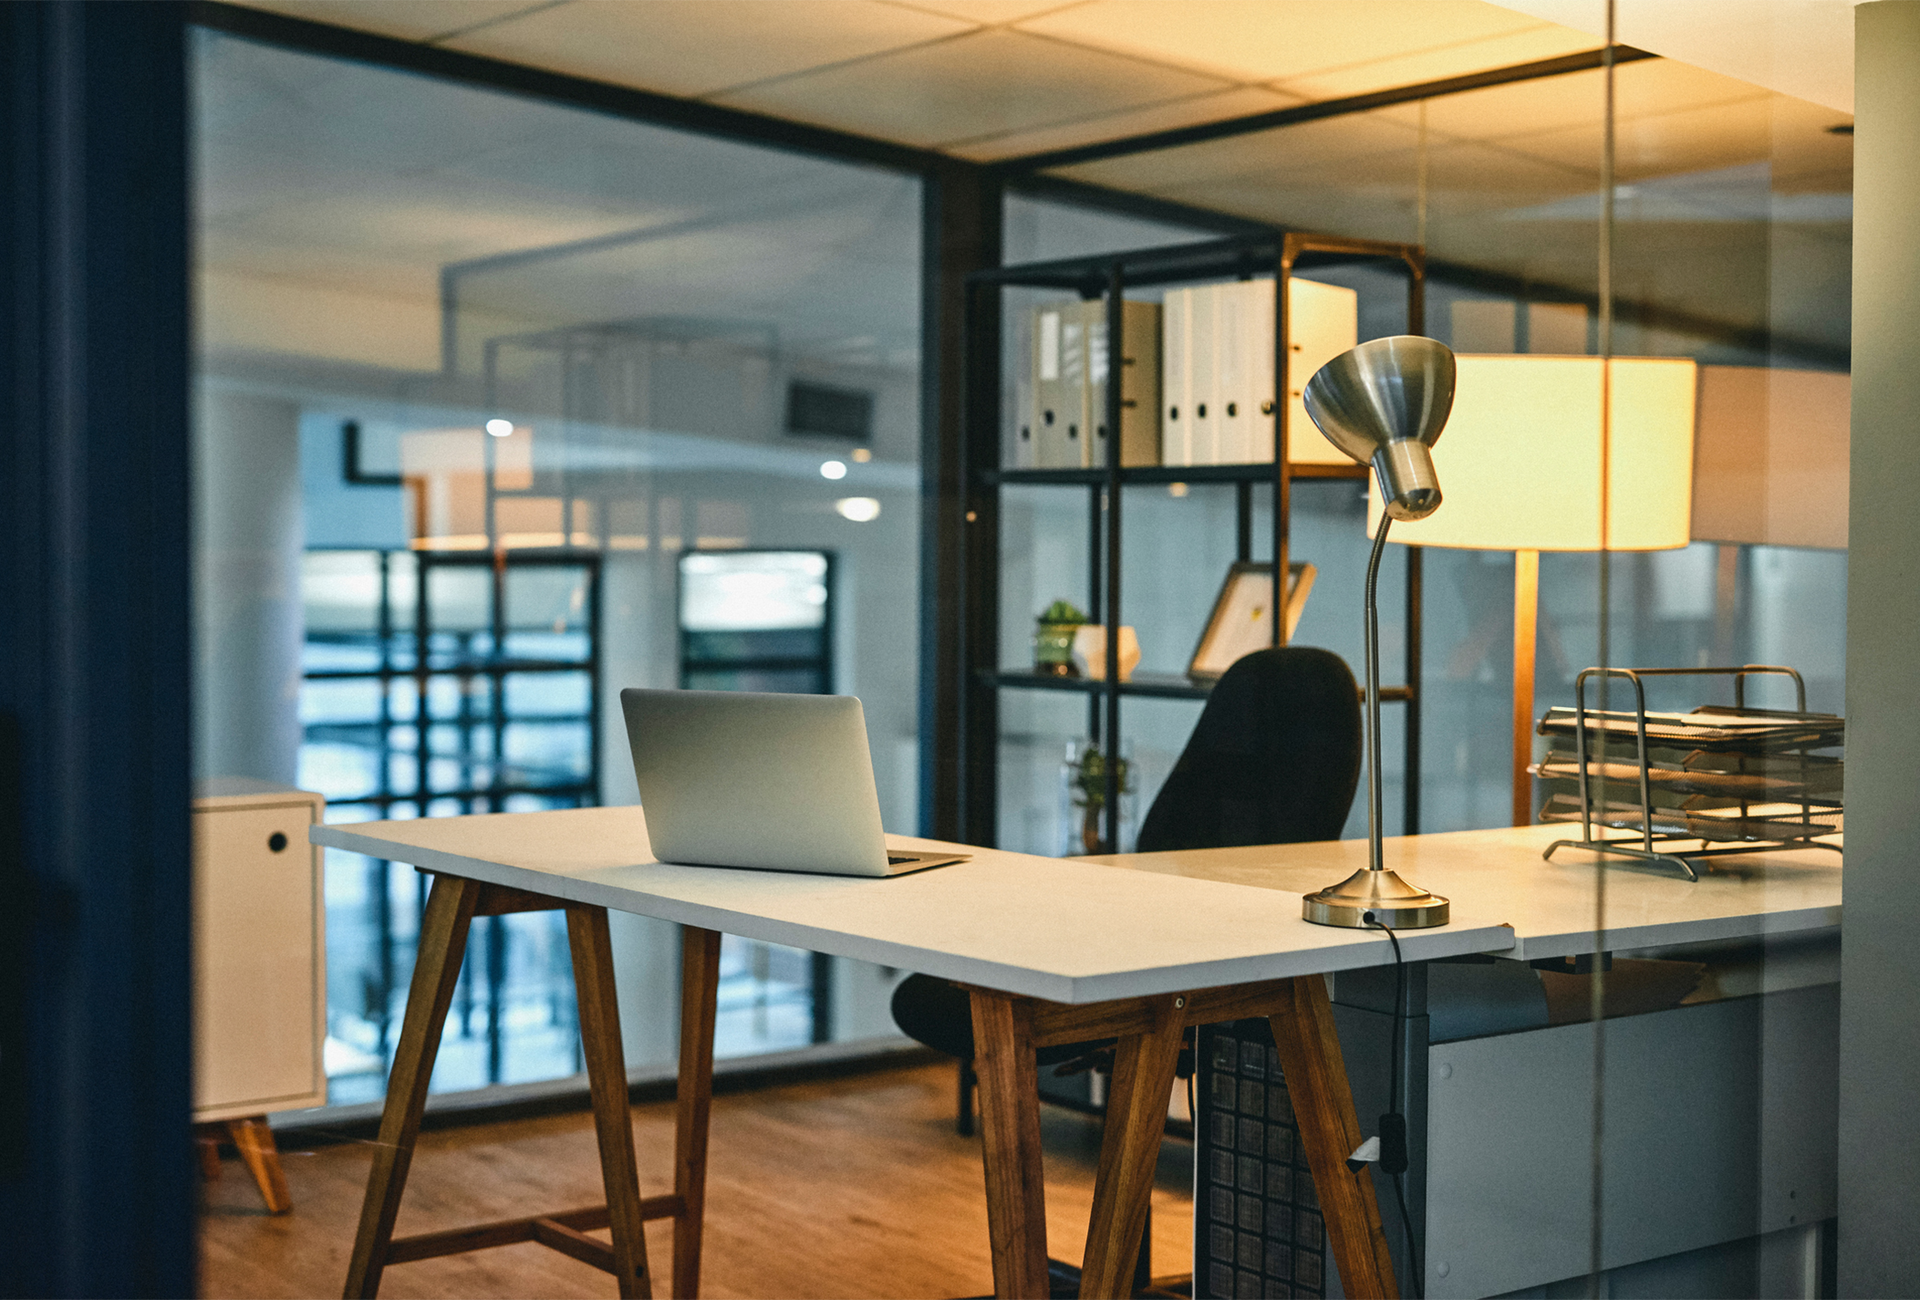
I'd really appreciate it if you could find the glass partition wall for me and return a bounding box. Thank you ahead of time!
[998,29,1848,1300]
[193,29,924,1104]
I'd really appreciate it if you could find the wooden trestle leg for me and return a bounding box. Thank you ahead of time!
[969,988,1050,1300]
[344,874,483,1299]
[674,927,721,1300]
[567,905,655,1299]
[342,877,717,1299]
[1269,975,1400,1299]
[967,975,1400,1300]
[1078,996,1184,1299]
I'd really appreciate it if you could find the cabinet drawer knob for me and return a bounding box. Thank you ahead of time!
[268,832,288,853]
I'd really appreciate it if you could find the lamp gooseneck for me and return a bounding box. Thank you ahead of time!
[1363,518,1390,874]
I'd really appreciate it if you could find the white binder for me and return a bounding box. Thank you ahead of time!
[1244,280,1279,463]
[1282,278,1359,466]
[1031,307,1079,469]
[1085,299,1162,468]
[1012,374,1036,469]
[1161,287,1192,467]
[1188,283,1219,466]
[1214,280,1259,464]
[1059,311,1090,468]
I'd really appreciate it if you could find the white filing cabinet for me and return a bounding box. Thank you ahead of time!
[192,779,327,1211]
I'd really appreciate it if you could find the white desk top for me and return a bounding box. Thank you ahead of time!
[312,806,1514,1004]
[1085,822,1842,961]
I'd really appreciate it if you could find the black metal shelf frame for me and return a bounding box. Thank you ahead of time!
[960,231,1429,852]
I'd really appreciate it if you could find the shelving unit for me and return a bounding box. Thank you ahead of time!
[958,232,1428,852]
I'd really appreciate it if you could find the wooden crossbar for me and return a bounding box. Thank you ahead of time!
[383,1196,688,1266]
[532,1217,623,1276]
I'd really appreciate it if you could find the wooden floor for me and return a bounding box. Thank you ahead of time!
[199,1062,1195,1299]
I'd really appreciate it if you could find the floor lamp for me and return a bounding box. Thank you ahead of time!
[1371,355,1698,826]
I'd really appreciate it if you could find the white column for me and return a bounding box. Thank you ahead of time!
[193,385,304,784]
[1840,4,1920,1293]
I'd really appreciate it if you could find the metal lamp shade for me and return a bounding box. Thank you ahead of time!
[1302,335,1455,521]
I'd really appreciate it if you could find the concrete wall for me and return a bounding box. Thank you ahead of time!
[1839,4,1920,1293]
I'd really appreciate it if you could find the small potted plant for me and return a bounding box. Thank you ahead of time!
[1033,599,1087,676]
[1063,739,1135,855]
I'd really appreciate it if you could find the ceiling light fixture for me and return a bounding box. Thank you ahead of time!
[834,497,880,522]
[485,419,513,437]
[820,460,848,480]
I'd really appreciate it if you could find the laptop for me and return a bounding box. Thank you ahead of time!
[620,688,969,878]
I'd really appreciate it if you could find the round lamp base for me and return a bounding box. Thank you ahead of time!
[1301,867,1451,929]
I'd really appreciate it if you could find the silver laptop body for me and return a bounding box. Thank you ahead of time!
[620,688,968,877]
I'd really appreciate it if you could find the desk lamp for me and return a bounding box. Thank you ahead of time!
[1299,336,1454,930]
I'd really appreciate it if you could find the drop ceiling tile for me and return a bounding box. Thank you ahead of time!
[947,85,1303,161]
[1146,138,1594,229]
[1417,139,1598,196]
[1153,179,1421,247]
[234,0,556,43]
[1407,57,1770,149]
[1494,99,1796,184]
[441,0,977,99]
[1273,24,1600,99]
[1056,110,1423,192]
[712,28,1234,148]
[891,0,1085,23]
[1018,0,1558,84]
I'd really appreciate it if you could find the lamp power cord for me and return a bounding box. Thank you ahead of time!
[1362,911,1424,1300]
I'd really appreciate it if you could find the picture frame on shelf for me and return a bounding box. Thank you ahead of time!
[1188,561,1316,681]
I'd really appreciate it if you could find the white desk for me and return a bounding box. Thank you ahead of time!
[1088,821,1842,960]
[314,806,1513,1300]
[318,806,1514,1000]
[314,809,1838,1300]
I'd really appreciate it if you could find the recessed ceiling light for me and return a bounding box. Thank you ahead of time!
[835,497,881,522]
[851,448,873,463]
[485,419,513,437]
[820,460,848,480]
[1827,123,1854,135]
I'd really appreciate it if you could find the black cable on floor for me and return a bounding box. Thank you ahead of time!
[1365,913,1423,1300]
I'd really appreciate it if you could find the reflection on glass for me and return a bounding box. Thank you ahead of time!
[678,550,835,696]
[681,550,830,630]
[200,26,922,1105]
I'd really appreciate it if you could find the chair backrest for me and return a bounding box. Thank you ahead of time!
[1135,646,1362,852]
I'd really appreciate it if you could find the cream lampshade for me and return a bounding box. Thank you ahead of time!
[1369,354,1699,825]
[1690,364,1848,661]
[1691,364,1848,551]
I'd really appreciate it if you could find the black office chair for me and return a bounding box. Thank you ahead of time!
[890,647,1363,1290]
